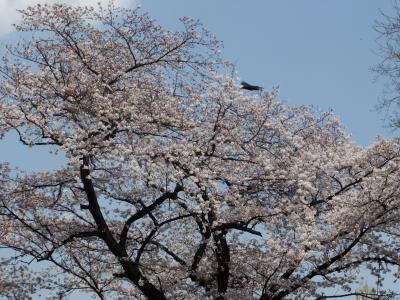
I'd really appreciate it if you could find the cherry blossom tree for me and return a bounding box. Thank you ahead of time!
[1,3,400,300]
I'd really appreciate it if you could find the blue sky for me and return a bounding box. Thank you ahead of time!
[0,0,398,298]
[139,0,395,146]
[1,0,394,170]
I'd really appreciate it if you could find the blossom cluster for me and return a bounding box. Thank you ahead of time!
[0,3,400,300]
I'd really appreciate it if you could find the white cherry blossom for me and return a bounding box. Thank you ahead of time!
[1,3,400,300]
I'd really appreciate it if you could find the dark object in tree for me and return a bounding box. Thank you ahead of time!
[241,81,263,91]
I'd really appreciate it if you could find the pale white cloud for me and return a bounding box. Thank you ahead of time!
[0,0,137,36]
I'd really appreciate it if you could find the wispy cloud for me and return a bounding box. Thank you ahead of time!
[0,0,138,36]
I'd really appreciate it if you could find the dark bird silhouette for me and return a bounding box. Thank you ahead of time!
[241,81,263,91]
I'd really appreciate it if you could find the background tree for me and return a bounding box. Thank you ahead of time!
[374,0,400,129]
[355,283,397,300]
[1,2,400,299]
